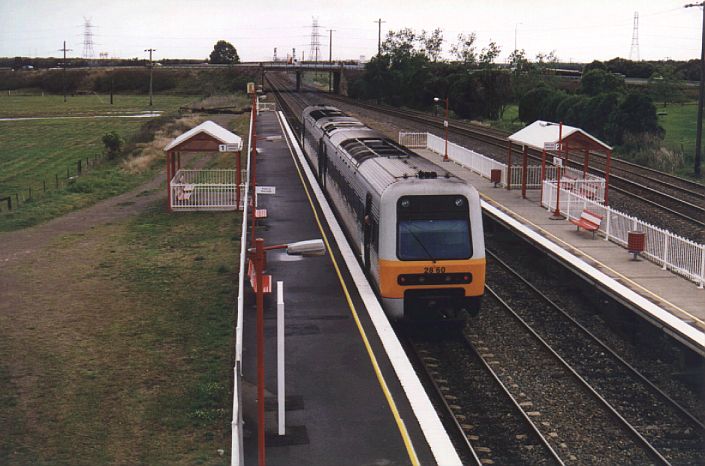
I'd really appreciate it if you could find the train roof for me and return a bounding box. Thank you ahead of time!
[303,105,468,194]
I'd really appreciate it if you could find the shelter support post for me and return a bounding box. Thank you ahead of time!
[166,151,173,212]
[177,152,181,170]
[506,142,512,190]
[540,148,547,204]
[236,150,242,211]
[521,145,528,199]
[605,149,612,205]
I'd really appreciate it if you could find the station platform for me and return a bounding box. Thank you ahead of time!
[241,111,457,465]
[414,148,705,356]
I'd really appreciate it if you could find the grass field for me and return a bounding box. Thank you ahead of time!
[657,102,699,153]
[0,94,195,117]
[0,94,200,230]
[1,206,238,464]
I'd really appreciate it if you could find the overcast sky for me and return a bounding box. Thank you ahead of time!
[0,0,702,63]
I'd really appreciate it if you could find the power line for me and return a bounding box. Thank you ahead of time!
[629,11,640,61]
[58,41,72,103]
[145,48,156,106]
[82,17,95,59]
[309,17,321,62]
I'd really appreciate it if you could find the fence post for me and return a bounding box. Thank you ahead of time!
[28,187,32,200]
[277,281,285,436]
[56,174,59,189]
[700,247,705,289]
[77,160,82,175]
[605,208,611,241]
[67,167,70,178]
[663,235,669,270]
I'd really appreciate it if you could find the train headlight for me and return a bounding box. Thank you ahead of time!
[401,199,410,208]
[455,197,464,207]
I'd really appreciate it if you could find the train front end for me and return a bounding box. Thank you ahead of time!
[378,182,485,322]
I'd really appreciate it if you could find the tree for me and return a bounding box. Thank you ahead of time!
[419,28,444,62]
[580,69,624,96]
[209,40,240,64]
[606,93,661,144]
[648,67,684,107]
[518,86,554,123]
[450,33,477,66]
[478,41,501,69]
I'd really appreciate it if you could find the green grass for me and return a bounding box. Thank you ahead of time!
[486,104,523,133]
[0,118,154,231]
[0,94,204,231]
[657,102,699,153]
[0,94,197,117]
[0,206,239,464]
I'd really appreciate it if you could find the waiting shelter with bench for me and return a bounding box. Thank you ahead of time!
[507,120,613,205]
[164,121,244,211]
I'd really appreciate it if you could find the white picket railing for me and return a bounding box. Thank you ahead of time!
[543,181,705,287]
[257,102,276,113]
[170,169,244,210]
[399,131,427,148]
[400,131,605,196]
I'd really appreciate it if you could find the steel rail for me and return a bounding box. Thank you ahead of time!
[402,333,482,466]
[485,285,671,465]
[487,249,705,432]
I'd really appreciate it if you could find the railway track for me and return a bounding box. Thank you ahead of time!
[485,248,705,464]
[404,330,563,465]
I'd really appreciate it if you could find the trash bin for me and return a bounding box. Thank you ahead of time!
[490,169,502,187]
[627,230,646,261]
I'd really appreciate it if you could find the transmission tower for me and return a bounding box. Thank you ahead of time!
[82,17,95,59]
[309,17,321,63]
[629,11,640,61]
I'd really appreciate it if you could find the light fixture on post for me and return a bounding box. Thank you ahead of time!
[249,238,326,466]
[434,96,450,162]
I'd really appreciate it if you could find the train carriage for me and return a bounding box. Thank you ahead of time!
[301,105,485,321]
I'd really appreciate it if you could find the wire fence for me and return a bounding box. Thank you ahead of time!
[0,154,105,213]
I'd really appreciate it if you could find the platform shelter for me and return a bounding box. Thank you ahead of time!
[508,120,613,204]
[164,120,243,211]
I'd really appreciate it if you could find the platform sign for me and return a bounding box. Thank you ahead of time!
[553,156,563,167]
[544,142,561,151]
[219,143,240,152]
[256,186,276,195]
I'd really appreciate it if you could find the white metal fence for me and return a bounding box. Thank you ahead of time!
[543,181,705,287]
[170,169,244,210]
[400,131,605,200]
[257,102,276,113]
[232,110,254,466]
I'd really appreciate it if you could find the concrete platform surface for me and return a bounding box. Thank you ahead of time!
[241,112,439,465]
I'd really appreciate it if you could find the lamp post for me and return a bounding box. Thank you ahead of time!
[444,97,449,162]
[249,238,326,466]
[434,96,450,162]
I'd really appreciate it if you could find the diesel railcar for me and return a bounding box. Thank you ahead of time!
[301,105,485,321]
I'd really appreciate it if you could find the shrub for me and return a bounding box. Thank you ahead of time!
[102,131,124,160]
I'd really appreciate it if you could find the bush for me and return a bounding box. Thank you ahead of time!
[102,131,124,160]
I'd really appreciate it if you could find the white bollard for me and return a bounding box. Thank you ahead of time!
[277,281,285,436]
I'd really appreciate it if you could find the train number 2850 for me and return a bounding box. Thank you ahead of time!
[423,266,446,274]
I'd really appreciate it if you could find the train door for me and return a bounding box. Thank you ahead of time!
[318,138,327,188]
[363,194,372,272]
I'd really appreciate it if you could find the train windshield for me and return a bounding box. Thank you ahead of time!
[396,195,472,261]
[398,219,471,261]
